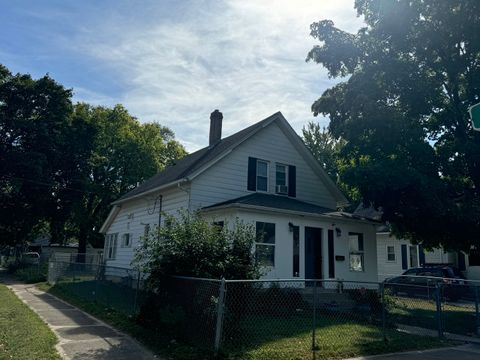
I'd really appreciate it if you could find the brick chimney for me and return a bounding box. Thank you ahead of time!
[209,109,223,146]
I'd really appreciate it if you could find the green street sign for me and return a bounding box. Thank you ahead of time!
[470,102,480,131]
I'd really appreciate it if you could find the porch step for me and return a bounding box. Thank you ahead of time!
[298,289,356,311]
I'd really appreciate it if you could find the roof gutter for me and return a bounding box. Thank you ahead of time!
[111,178,189,205]
[201,203,379,226]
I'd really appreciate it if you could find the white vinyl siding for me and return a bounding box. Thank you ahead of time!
[190,122,338,210]
[103,186,189,268]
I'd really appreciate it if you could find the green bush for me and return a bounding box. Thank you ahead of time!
[15,262,48,283]
[133,210,260,291]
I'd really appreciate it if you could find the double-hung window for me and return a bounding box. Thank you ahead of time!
[255,222,275,266]
[386,245,396,262]
[349,232,364,271]
[256,160,268,191]
[105,233,118,260]
[122,233,132,248]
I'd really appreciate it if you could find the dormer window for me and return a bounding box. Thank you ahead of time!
[256,160,268,191]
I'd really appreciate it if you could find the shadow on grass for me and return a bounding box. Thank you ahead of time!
[389,296,477,336]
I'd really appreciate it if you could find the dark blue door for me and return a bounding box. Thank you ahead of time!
[305,227,322,281]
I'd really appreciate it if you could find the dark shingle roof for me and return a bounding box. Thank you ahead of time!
[203,193,335,214]
[203,193,378,223]
[114,112,281,203]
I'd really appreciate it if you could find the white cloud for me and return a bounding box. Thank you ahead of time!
[74,0,364,151]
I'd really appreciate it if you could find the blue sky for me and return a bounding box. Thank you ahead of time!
[1,0,364,151]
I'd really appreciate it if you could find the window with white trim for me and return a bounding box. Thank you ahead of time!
[255,222,275,266]
[122,233,132,248]
[349,232,364,272]
[105,233,118,260]
[256,160,268,192]
[386,245,396,262]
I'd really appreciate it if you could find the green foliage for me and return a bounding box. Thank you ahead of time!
[0,64,82,246]
[134,211,260,288]
[71,103,186,251]
[14,262,48,283]
[0,63,186,249]
[302,122,359,204]
[307,0,480,250]
[0,285,61,360]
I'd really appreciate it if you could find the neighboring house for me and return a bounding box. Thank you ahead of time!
[354,205,476,281]
[100,111,378,282]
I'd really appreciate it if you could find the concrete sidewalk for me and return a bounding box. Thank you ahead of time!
[346,343,480,360]
[2,278,157,360]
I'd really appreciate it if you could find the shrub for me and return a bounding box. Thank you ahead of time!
[133,210,260,291]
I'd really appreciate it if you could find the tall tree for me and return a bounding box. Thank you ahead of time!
[302,122,344,181]
[72,104,186,254]
[0,64,84,246]
[307,0,480,251]
[302,123,359,206]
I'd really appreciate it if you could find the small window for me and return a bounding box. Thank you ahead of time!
[212,221,224,233]
[122,233,132,248]
[256,160,268,192]
[143,224,150,239]
[105,233,118,260]
[256,222,275,266]
[387,245,396,262]
[349,232,364,272]
[212,221,224,229]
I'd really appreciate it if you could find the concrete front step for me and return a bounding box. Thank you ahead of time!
[298,288,357,311]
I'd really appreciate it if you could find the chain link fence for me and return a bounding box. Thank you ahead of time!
[47,260,480,358]
[48,260,144,315]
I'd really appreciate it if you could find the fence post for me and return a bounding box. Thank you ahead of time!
[214,278,226,355]
[380,282,386,341]
[312,280,317,354]
[475,285,480,336]
[435,283,443,338]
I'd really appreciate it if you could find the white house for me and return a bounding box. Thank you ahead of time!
[354,206,477,281]
[99,111,378,282]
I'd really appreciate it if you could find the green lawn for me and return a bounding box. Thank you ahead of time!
[223,314,450,359]
[0,284,60,360]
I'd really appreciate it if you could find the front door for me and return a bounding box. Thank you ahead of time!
[305,227,322,280]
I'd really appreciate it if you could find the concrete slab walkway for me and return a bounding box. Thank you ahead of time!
[2,278,158,360]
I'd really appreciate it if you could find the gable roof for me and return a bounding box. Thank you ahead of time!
[202,193,374,223]
[113,111,349,206]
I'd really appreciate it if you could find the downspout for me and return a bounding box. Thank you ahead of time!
[157,195,163,227]
[177,179,191,211]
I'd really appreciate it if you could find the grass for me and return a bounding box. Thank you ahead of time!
[389,296,477,336]
[222,314,450,359]
[37,282,452,360]
[0,284,61,360]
